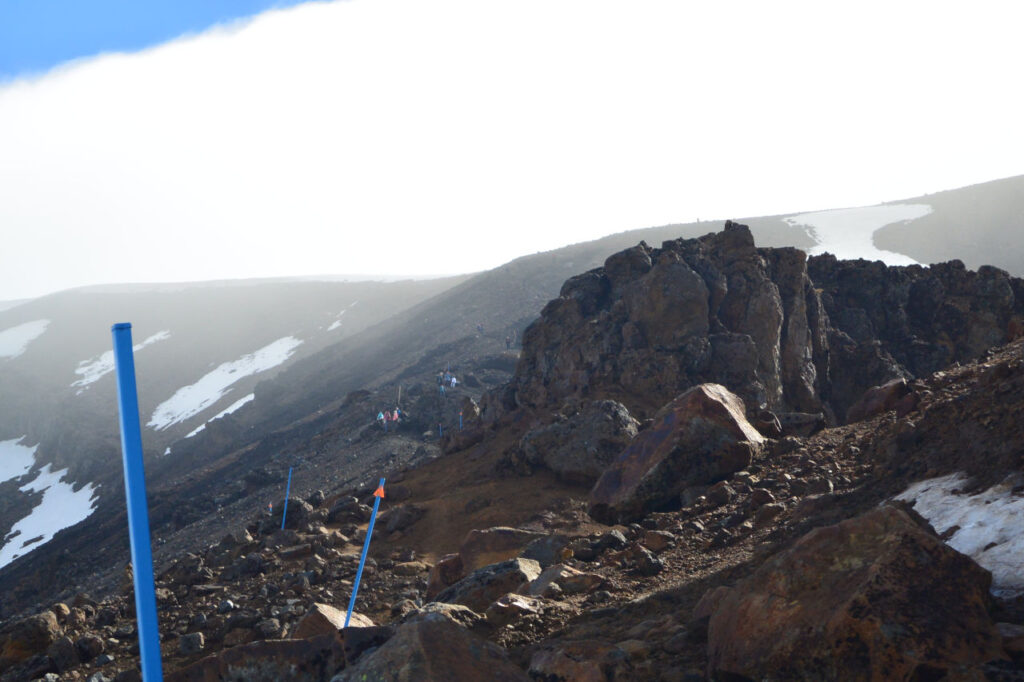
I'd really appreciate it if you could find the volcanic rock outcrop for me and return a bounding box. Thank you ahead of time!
[491,222,1024,433]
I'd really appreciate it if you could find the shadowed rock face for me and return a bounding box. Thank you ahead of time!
[704,506,1007,681]
[495,222,1024,428]
[588,384,763,524]
[502,222,828,421]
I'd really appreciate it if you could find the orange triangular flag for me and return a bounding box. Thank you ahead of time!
[374,484,385,498]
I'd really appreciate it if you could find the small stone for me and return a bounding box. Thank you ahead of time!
[754,503,785,526]
[217,599,236,614]
[641,530,675,553]
[179,632,205,655]
[616,639,650,659]
[749,488,776,508]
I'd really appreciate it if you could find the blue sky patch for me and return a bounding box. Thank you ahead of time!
[0,0,315,81]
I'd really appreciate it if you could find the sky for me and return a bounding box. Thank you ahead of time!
[1,0,1023,301]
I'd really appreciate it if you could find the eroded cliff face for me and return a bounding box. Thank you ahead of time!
[498,222,829,421]
[492,222,1024,425]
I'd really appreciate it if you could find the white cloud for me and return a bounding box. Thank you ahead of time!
[1,0,1023,300]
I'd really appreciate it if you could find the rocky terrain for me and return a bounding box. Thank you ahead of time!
[2,224,1023,680]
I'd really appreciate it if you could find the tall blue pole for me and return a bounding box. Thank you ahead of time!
[281,467,293,530]
[345,478,385,627]
[111,324,164,682]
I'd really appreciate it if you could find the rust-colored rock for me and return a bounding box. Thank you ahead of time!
[458,526,547,573]
[333,616,529,681]
[425,553,464,600]
[706,505,1007,680]
[528,640,632,682]
[527,563,606,597]
[589,384,764,523]
[846,378,915,423]
[0,610,61,668]
[291,603,372,640]
[167,633,345,682]
[435,558,541,613]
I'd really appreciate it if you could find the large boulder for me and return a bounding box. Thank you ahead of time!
[291,603,373,640]
[705,505,1007,680]
[458,527,548,573]
[518,400,640,483]
[167,633,345,682]
[434,558,542,613]
[494,222,828,422]
[331,615,528,681]
[0,611,61,669]
[589,384,764,523]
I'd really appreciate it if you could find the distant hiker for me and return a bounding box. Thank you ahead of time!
[505,335,511,350]
[440,381,446,396]
[377,410,386,431]
[450,375,457,389]
[476,323,484,335]
[393,407,402,422]
[267,502,273,515]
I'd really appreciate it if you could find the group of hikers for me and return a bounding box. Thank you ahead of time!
[376,406,403,432]
[438,370,458,395]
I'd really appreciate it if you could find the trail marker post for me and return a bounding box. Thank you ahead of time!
[111,323,164,682]
[459,411,463,431]
[281,466,293,530]
[345,478,385,627]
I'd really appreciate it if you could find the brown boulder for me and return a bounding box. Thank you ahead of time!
[589,384,763,523]
[527,564,606,597]
[0,611,61,668]
[528,640,632,682]
[706,505,1007,680]
[168,633,345,682]
[517,400,640,484]
[458,527,547,573]
[291,603,373,640]
[435,558,542,613]
[425,553,464,600]
[332,616,528,681]
[846,378,916,423]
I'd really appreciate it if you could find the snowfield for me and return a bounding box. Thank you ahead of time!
[784,204,932,265]
[0,441,98,569]
[184,393,255,439]
[0,319,50,359]
[897,473,1024,596]
[72,330,171,393]
[148,336,302,430]
[0,437,36,484]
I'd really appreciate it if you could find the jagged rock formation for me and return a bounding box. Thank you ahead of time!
[492,222,1024,431]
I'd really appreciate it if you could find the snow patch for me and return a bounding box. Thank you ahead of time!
[72,330,171,393]
[784,204,932,265]
[896,473,1024,596]
[328,309,347,332]
[0,320,50,359]
[184,393,255,439]
[0,437,36,484]
[0,457,98,569]
[148,337,301,430]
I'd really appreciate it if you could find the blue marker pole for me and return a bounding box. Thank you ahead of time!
[459,411,463,431]
[345,478,385,627]
[111,324,164,682]
[281,467,293,530]
[438,423,443,438]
